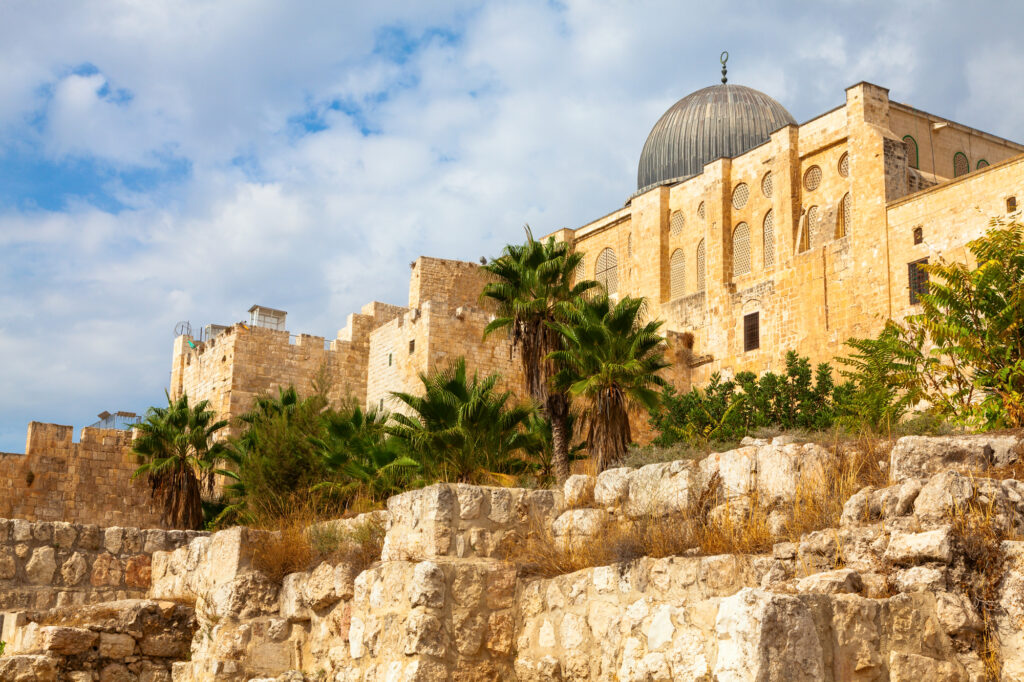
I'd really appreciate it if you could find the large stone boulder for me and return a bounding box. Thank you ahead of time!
[890,434,1022,482]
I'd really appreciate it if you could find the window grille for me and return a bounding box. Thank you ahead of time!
[697,202,705,221]
[953,152,969,177]
[908,258,929,304]
[596,248,618,295]
[670,211,685,236]
[696,240,706,292]
[837,193,851,238]
[733,223,751,276]
[913,226,923,245]
[977,159,990,170]
[761,172,773,198]
[902,136,919,169]
[574,254,585,281]
[732,183,749,210]
[763,210,775,267]
[839,153,850,177]
[670,249,685,299]
[804,166,822,191]
[1008,197,1018,213]
[743,312,760,352]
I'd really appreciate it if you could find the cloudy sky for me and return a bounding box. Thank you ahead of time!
[1,0,1021,451]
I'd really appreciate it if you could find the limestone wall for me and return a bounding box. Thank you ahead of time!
[0,422,166,529]
[0,517,203,612]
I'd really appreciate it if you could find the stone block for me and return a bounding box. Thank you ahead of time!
[25,547,56,585]
[99,632,136,658]
[885,528,953,565]
[890,434,1022,481]
[38,626,98,655]
[594,467,632,507]
[796,568,863,595]
[563,474,595,508]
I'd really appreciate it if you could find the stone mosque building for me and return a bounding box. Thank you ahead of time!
[169,70,1024,434]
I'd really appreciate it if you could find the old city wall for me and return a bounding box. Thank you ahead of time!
[0,517,203,612]
[0,423,165,529]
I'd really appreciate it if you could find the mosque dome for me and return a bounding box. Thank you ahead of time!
[636,83,797,193]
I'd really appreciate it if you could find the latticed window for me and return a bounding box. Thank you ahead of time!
[697,202,705,221]
[797,207,814,253]
[837,193,851,238]
[763,210,775,267]
[762,172,773,198]
[839,153,850,177]
[596,248,618,295]
[574,254,585,281]
[696,240,706,292]
[903,136,919,169]
[977,159,990,170]
[743,312,760,352]
[908,258,929,304]
[733,222,751,276]
[670,211,685,236]
[953,152,969,177]
[804,166,822,191]
[670,249,685,299]
[732,183,749,210]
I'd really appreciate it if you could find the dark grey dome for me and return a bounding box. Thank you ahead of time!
[637,84,796,193]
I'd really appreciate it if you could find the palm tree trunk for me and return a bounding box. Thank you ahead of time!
[547,393,571,484]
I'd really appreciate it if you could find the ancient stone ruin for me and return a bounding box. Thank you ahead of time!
[1,432,1023,680]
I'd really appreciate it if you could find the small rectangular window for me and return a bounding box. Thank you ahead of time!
[908,258,929,304]
[743,312,760,352]
[1007,196,1017,213]
[913,226,923,245]
[388,353,392,367]
[409,339,415,353]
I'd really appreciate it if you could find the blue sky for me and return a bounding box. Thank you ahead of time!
[1,0,1023,451]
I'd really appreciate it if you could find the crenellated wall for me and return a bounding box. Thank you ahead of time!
[0,422,166,529]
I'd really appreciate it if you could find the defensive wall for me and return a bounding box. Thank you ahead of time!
[0,422,165,529]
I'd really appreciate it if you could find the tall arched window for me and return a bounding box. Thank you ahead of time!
[953,152,969,177]
[574,254,585,282]
[902,135,919,170]
[670,249,685,299]
[696,240,706,292]
[733,222,751,276]
[977,159,990,170]
[670,211,685,236]
[796,208,813,253]
[763,210,775,267]
[837,193,851,238]
[596,248,618,295]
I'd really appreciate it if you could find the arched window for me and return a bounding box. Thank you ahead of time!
[761,172,773,198]
[670,249,685,299]
[953,152,969,177]
[732,183,749,210]
[670,211,685,236]
[697,202,706,221]
[696,240,706,292]
[573,253,585,282]
[838,152,850,177]
[837,193,851,238]
[733,223,751,276]
[596,248,618,295]
[902,135,919,169]
[763,210,775,267]
[796,208,813,253]
[977,159,990,170]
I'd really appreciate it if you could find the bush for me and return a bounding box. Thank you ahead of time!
[648,351,854,447]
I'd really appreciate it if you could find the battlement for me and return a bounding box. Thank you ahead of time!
[0,423,165,528]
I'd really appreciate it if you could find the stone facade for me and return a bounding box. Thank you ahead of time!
[168,82,1024,446]
[0,422,166,529]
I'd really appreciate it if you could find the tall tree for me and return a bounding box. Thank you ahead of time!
[387,358,534,484]
[549,295,669,472]
[482,229,596,483]
[131,392,228,529]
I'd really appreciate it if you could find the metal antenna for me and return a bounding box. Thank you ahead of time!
[720,51,729,84]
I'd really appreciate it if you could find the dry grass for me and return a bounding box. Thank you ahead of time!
[250,496,385,583]
[507,433,891,578]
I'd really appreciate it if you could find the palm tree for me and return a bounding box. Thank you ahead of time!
[311,404,421,507]
[131,392,228,529]
[549,295,670,472]
[387,357,534,484]
[482,228,596,483]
